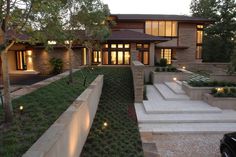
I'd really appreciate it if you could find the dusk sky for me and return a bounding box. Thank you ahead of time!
[102,0,192,15]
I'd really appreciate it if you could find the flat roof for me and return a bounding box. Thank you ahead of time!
[111,14,212,23]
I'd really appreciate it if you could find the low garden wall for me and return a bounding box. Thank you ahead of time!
[23,75,104,157]
[204,93,236,110]
[182,82,212,100]
[151,70,191,83]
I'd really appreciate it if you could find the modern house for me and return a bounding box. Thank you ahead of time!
[1,14,211,75]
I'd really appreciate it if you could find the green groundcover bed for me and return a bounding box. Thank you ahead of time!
[0,67,143,157]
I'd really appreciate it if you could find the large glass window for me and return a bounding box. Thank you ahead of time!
[196,24,204,59]
[92,51,101,63]
[145,21,178,37]
[16,51,27,70]
[136,44,149,65]
[124,51,130,64]
[197,30,203,44]
[161,49,172,64]
[111,51,116,64]
[196,46,202,59]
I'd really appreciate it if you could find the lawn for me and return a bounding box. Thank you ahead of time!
[0,67,144,157]
[0,68,97,157]
[81,67,144,157]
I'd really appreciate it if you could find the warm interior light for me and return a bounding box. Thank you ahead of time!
[173,77,177,81]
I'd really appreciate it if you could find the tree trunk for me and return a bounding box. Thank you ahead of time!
[1,49,13,123]
[68,48,73,83]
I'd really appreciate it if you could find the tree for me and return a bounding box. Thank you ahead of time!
[44,0,110,82]
[190,0,236,62]
[0,0,63,122]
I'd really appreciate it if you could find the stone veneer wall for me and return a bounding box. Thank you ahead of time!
[23,75,104,157]
[132,61,144,102]
[177,23,197,64]
[33,48,82,74]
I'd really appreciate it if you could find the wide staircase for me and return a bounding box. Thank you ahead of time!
[135,81,236,156]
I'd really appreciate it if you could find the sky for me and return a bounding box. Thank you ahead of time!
[102,0,192,15]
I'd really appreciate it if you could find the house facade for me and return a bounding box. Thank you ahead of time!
[2,14,211,75]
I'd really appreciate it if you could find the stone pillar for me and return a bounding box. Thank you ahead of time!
[131,61,145,102]
[149,43,155,66]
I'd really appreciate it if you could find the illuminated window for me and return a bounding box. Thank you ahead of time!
[118,44,123,48]
[196,24,204,59]
[104,44,108,48]
[172,22,177,36]
[143,44,149,49]
[111,44,117,48]
[197,30,203,44]
[158,21,165,36]
[93,51,101,63]
[136,44,142,48]
[103,51,108,64]
[197,25,204,29]
[83,48,87,65]
[152,21,159,36]
[136,44,149,65]
[145,21,178,37]
[16,51,27,70]
[143,51,149,65]
[145,21,152,35]
[124,51,130,64]
[124,44,130,48]
[111,51,116,64]
[118,51,123,64]
[165,21,172,36]
[161,49,172,64]
[196,46,202,59]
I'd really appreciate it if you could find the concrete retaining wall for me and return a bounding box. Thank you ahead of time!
[23,75,104,157]
[182,82,212,100]
[204,93,236,110]
[151,71,190,84]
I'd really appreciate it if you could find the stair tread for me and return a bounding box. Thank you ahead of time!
[135,103,236,123]
[154,84,189,100]
[139,123,236,133]
[164,82,185,94]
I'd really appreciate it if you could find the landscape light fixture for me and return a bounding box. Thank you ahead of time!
[173,77,177,81]
[182,66,186,70]
[103,122,108,127]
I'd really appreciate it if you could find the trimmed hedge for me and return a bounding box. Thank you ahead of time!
[188,80,236,87]
[211,87,236,97]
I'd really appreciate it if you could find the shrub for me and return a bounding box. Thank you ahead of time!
[155,67,160,72]
[188,80,236,87]
[159,58,167,67]
[50,58,63,74]
[211,87,236,97]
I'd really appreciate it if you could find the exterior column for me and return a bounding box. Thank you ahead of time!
[149,43,155,66]
[131,61,144,102]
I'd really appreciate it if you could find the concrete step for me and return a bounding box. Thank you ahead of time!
[136,103,236,123]
[143,101,222,114]
[154,84,189,100]
[164,82,186,95]
[139,123,236,134]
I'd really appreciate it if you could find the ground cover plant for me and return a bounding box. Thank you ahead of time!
[188,80,236,87]
[0,68,98,157]
[81,67,144,157]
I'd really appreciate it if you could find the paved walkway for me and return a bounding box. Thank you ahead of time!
[135,81,236,157]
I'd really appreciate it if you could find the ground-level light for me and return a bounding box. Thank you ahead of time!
[173,77,177,81]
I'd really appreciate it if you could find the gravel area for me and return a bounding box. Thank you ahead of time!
[150,133,223,157]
